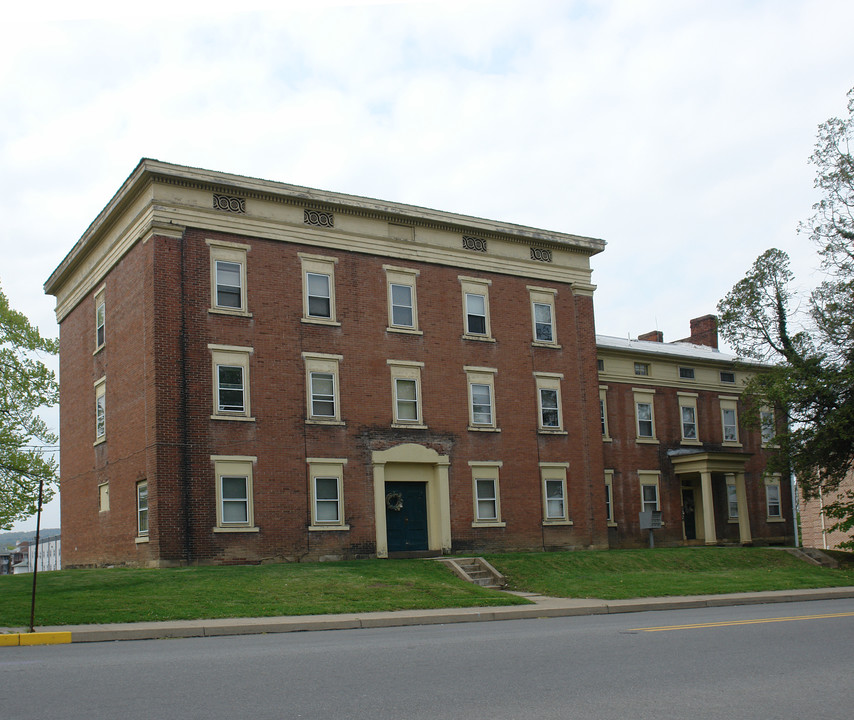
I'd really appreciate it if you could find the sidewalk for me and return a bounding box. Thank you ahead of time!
[4,585,854,645]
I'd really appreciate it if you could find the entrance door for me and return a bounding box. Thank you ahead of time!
[682,487,697,540]
[385,481,429,552]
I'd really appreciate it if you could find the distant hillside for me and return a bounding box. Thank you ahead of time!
[0,529,61,549]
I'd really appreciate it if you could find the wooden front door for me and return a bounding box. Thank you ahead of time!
[385,481,428,553]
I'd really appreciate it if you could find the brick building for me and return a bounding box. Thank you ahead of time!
[800,473,854,551]
[45,160,794,567]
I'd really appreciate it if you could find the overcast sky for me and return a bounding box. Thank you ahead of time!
[4,0,852,531]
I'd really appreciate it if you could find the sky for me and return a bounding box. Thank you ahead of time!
[3,0,853,531]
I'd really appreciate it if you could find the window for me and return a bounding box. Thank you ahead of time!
[634,362,650,376]
[760,408,775,445]
[208,239,250,315]
[597,359,604,372]
[470,461,504,526]
[528,286,558,346]
[604,470,616,526]
[679,367,695,380]
[599,386,610,440]
[302,353,343,424]
[459,276,492,339]
[633,389,656,441]
[639,472,661,513]
[212,456,257,531]
[765,476,782,519]
[384,265,420,332]
[678,393,699,443]
[720,397,740,444]
[300,253,338,324]
[94,287,105,350]
[535,372,564,432]
[720,371,736,384]
[465,366,498,430]
[307,459,348,530]
[94,377,106,442]
[540,463,571,524]
[137,481,149,535]
[98,481,109,512]
[388,360,425,426]
[209,345,253,420]
[726,479,739,520]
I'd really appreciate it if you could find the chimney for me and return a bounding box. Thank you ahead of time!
[638,330,663,343]
[686,315,718,349]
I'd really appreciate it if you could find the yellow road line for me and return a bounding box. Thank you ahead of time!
[630,611,854,632]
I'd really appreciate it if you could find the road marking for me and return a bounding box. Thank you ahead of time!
[630,611,854,632]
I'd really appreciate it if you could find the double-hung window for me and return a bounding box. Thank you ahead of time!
[384,265,420,332]
[307,459,349,530]
[137,481,149,536]
[540,463,571,524]
[94,287,106,350]
[300,253,339,324]
[678,393,699,443]
[760,408,776,445]
[470,461,504,526]
[388,360,425,427]
[465,366,498,430]
[528,286,558,346]
[639,472,661,513]
[726,479,739,520]
[209,345,253,420]
[212,456,257,531]
[599,386,611,440]
[94,377,106,442]
[459,276,493,340]
[534,372,564,432]
[765,476,782,519]
[720,397,740,445]
[633,389,656,442]
[604,470,616,525]
[208,239,250,315]
[302,353,343,424]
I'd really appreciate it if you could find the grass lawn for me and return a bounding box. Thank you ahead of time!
[486,547,854,600]
[0,558,530,628]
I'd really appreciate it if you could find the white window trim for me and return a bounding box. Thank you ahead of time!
[207,239,251,317]
[599,386,611,442]
[633,389,658,444]
[527,285,560,348]
[384,265,421,334]
[604,469,617,527]
[760,407,777,447]
[98,481,109,512]
[726,475,739,523]
[94,285,106,353]
[388,360,425,427]
[634,361,651,377]
[535,372,566,434]
[94,376,106,445]
[540,462,572,525]
[719,396,741,447]
[307,458,350,530]
[469,461,505,527]
[639,471,661,514]
[677,392,701,445]
[137,480,149,537]
[459,276,494,341]
[212,455,259,532]
[209,344,254,421]
[764,474,784,522]
[465,366,499,431]
[302,352,344,425]
[300,252,340,325]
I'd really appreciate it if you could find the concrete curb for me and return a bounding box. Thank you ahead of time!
[4,586,854,644]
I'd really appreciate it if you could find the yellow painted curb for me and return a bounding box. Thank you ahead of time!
[0,634,20,646]
[19,632,72,646]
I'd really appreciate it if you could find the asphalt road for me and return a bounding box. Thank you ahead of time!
[5,599,853,720]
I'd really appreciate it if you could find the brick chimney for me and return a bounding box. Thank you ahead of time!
[682,315,718,349]
[637,330,663,343]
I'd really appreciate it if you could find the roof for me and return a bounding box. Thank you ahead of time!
[595,334,757,365]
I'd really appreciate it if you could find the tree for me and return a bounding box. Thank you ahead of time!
[0,282,59,530]
[718,87,854,549]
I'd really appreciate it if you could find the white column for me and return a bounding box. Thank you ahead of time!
[701,471,717,545]
[735,472,752,544]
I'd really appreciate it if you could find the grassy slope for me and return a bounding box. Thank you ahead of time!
[486,547,854,600]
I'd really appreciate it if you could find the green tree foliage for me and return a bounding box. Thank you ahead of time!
[0,283,59,529]
[718,88,854,548]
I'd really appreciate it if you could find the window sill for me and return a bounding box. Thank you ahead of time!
[542,520,573,526]
[636,437,659,445]
[766,517,785,523]
[213,526,260,533]
[93,345,104,356]
[531,341,561,349]
[472,521,506,528]
[607,521,618,528]
[391,423,427,429]
[468,426,501,433]
[727,519,740,524]
[387,327,423,336]
[210,415,256,422]
[135,536,150,544]
[602,436,612,443]
[680,439,703,446]
[93,436,106,447]
[722,441,743,448]
[306,419,346,426]
[301,317,341,327]
[209,308,253,318]
[462,334,496,343]
[309,524,351,532]
[538,429,568,435]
